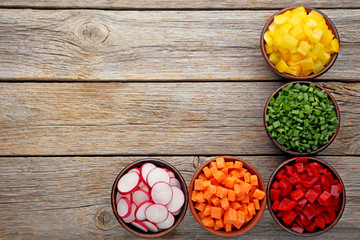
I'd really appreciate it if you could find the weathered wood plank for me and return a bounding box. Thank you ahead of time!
[0,82,358,156]
[0,156,358,239]
[0,0,359,9]
[0,9,359,81]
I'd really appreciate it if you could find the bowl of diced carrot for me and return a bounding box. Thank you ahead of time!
[260,6,340,80]
[189,156,266,237]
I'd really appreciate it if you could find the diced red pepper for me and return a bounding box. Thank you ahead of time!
[271,189,281,201]
[319,168,328,174]
[305,222,317,232]
[282,210,297,226]
[272,200,280,211]
[278,198,297,211]
[279,179,293,196]
[289,171,301,185]
[285,165,294,176]
[299,213,312,226]
[317,195,333,206]
[294,163,304,173]
[295,183,307,193]
[296,157,308,164]
[318,191,332,202]
[276,168,286,180]
[319,212,331,224]
[337,183,343,193]
[312,184,321,193]
[302,176,319,188]
[297,198,308,208]
[272,180,280,189]
[331,185,340,198]
[320,175,331,187]
[303,204,317,220]
[276,211,284,218]
[307,163,320,177]
[291,223,304,233]
[315,215,326,229]
[333,197,341,211]
[290,189,305,202]
[322,185,331,193]
[324,172,335,184]
[305,188,320,203]
[293,205,302,211]
[327,209,336,222]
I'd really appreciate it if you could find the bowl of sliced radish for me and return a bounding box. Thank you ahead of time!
[267,157,346,236]
[111,158,189,238]
[189,156,266,237]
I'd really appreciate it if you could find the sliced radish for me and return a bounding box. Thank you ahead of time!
[166,186,185,213]
[166,169,176,178]
[116,192,132,204]
[145,204,169,223]
[128,167,140,174]
[118,171,141,194]
[151,181,173,205]
[131,220,148,232]
[139,181,150,192]
[132,189,151,206]
[117,197,131,218]
[142,220,159,233]
[141,163,156,184]
[147,168,170,188]
[135,201,152,221]
[156,213,175,230]
[169,177,181,188]
[116,192,121,203]
[171,208,181,216]
[123,203,136,223]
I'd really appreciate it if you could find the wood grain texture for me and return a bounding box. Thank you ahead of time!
[0,82,358,156]
[0,156,359,239]
[0,9,359,81]
[0,0,359,9]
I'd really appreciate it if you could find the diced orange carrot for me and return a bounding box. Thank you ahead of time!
[215,218,224,228]
[220,197,230,211]
[242,194,250,204]
[253,189,265,200]
[236,191,246,201]
[227,189,236,201]
[224,208,237,224]
[230,201,241,210]
[229,169,241,178]
[240,203,248,215]
[248,202,256,216]
[216,186,228,199]
[202,216,215,228]
[203,166,213,179]
[221,168,229,177]
[195,202,206,212]
[225,161,234,169]
[250,175,258,186]
[233,222,243,229]
[210,178,220,186]
[213,170,226,183]
[239,169,247,178]
[234,161,243,170]
[203,189,213,201]
[224,223,232,232]
[209,162,217,169]
[234,184,242,196]
[237,211,245,224]
[216,157,226,169]
[192,190,199,202]
[244,172,251,183]
[203,180,211,189]
[194,179,204,191]
[211,196,220,207]
[224,177,236,189]
[194,191,205,202]
[198,173,207,180]
[209,184,217,194]
[210,206,222,219]
[253,199,260,210]
[242,182,252,194]
[203,204,212,216]
[245,213,252,222]
[213,224,221,230]
[198,212,206,219]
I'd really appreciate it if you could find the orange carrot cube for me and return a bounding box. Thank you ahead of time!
[213,170,226,183]
[250,175,258,186]
[210,206,223,219]
[230,201,241,210]
[253,199,260,210]
[221,168,229,177]
[253,189,265,200]
[227,189,236,202]
[209,184,217,194]
[203,204,212,216]
[195,202,206,212]
[220,197,230,211]
[203,189,213,201]
[216,157,226,169]
[215,218,224,228]
[203,166,213,179]
[211,196,220,207]
[202,216,214,228]
[234,161,243,170]
[248,202,256,216]
[224,223,232,232]
[225,161,234,169]
[198,173,207,180]
[244,172,251,183]
[194,179,204,191]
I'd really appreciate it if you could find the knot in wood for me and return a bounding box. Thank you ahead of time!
[74,22,109,46]
[94,207,117,230]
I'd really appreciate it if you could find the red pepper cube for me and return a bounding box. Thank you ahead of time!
[306,222,317,232]
[282,210,297,226]
[294,163,304,173]
[276,211,284,218]
[318,191,332,202]
[320,175,332,187]
[307,164,320,177]
[285,165,294,176]
[295,183,307,193]
[317,195,333,207]
[290,189,305,202]
[305,188,320,203]
[299,213,312,226]
[333,197,341,211]
[272,200,280,211]
[324,172,335,184]
[291,223,304,233]
[289,171,301,185]
[319,168,328,174]
[276,168,286,180]
[315,215,326,229]
[327,209,336,221]
[279,179,293,196]
[331,185,340,198]
[296,157,308,164]
[297,198,308,208]
[337,183,343,193]
[272,180,280,189]
[302,176,319,188]
[312,184,321,193]
[278,198,297,211]
[303,204,317,220]
[270,189,281,201]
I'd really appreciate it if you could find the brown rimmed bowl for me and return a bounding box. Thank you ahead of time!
[260,6,340,80]
[266,157,346,236]
[189,156,266,237]
[111,158,189,238]
[263,81,340,155]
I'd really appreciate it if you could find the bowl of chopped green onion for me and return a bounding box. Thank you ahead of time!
[264,81,340,155]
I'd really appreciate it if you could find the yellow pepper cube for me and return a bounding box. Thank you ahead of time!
[331,39,340,53]
[291,6,307,16]
[290,25,304,39]
[317,20,328,32]
[274,12,290,25]
[309,28,324,44]
[297,41,312,56]
[277,47,289,56]
[285,65,301,77]
[290,16,302,25]
[299,57,315,70]
[314,59,325,74]
[303,23,313,38]
[269,53,281,65]
[301,69,314,76]
[308,10,324,23]
[312,42,325,58]
[321,29,334,46]
[281,33,299,50]
[290,53,303,61]
[265,44,273,54]
[264,31,273,46]
[306,51,318,61]
[319,51,331,65]
[275,59,289,73]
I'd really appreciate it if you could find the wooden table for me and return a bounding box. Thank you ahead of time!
[0,1,359,239]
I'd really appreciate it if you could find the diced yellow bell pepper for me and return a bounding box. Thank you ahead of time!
[301,69,313,76]
[265,44,273,54]
[308,28,324,44]
[290,53,303,61]
[278,47,289,56]
[289,25,304,39]
[285,65,301,77]
[331,39,340,53]
[281,33,298,50]
[314,59,325,74]
[318,51,331,65]
[308,10,324,23]
[306,51,318,61]
[303,23,313,38]
[286,60,300,67]
[312,42,325,58]
[269,53,281,65]
[275,59,289,73]
[317,20,328,32]
[299,57,315,70]
[321,29,334,46]
[305,16,319,28]
[297,41,312,56]
[274,13,289,25]
[291,6,307,18]
[264,31,273,46]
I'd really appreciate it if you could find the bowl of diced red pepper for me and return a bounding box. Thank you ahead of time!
[266,157,345,236]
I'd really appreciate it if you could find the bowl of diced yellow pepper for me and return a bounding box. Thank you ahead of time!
[260,6,340,80]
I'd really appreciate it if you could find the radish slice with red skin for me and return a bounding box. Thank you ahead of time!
[116,192,132,204]
[128,168,140,175]
[117,197,131,218]
[151,181,173,205]
[145,204,169,223]
[166,169,176,178]
[139,181,149,192]
[123,203,137,223]
[147,168,170,188]
[171,208,181,216]
[142,220,159,233]
[140,163,156,184]
[132,189,151,206]
[169,177,181,188]
[118,172,141,194]
[156,212,175,230]
[135,201,152,221]
[165,186,185,213]
[131,220,148,232]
